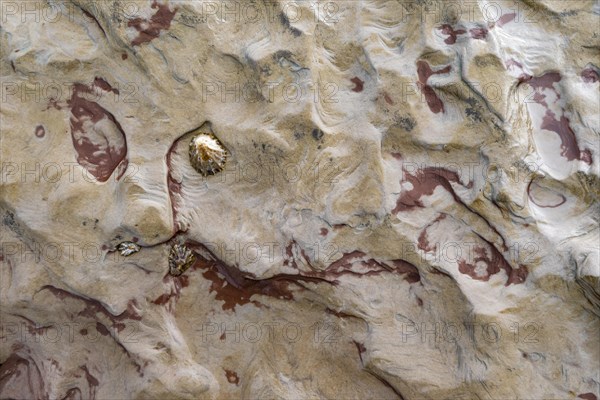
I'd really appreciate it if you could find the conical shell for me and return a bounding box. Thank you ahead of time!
[168,244,195,276]
[189,133,227,176]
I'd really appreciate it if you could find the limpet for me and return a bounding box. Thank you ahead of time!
[118,242,140,256]
[168,244,195,276]
[189,133,227,176]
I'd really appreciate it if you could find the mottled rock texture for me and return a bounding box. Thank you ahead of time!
[0,0,598,399]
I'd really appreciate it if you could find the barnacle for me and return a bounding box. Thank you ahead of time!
[189,133,227,176]
[118,242,140,256]
[168,244,195,276]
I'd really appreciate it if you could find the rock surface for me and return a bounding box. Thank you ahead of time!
[0,0,598,399]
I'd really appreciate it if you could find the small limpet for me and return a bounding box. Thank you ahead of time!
[118,242,140,256]
[168,244,195,276]
[189,133,227,176]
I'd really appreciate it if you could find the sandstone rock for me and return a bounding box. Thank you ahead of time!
[1,1,598,399]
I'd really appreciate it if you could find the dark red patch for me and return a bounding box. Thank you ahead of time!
[524,72,561,90]
[496,13,516,27]
[578,393,598,400]
[505,58,523,71]
[383,92,394,105]
[224,369,239,385]
[469,27,488,39]
[79,365,99,399]
[393,167,469,213]
[390,260,421,283]
[92,77,119,94]
[34,125,45,138]
[166,139,184,227]
[128,1,177,46]
[418,229,435,252]
[186,241,329,311]
[506,264,529,285]
[150,294,169,306]
[350,77,364,92]
[541,112,592,164]
[39,286,141,332]
[523,72,592,164]
[457,237,528,286]
[152,274,189,309]
[121,53,128,60]
[95,322,110,336]
[68,80,128,182]
[438,24,466,44]
[581,68,599,83]
[320,228,328,236]
[326,251,421,283]
[527,180,567,208]
[416,60,451,113]
[187,240,421,311]
[0,353,45,400]
[418,214,446,252]
[325,308,358,319]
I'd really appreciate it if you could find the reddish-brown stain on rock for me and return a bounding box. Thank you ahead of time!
[68,79,128,182]
[224,369,240,385]
[350,77,364,92]
[95,322,110,336]
[35,125,45,138]
[326,251,421,283]
[469,27,488,39]
[128,1,177,46]
[79,365,99,399]
[188,240,422,311]
[390,260,421,283]
[393,166,468,213]
[496,13,516,27]
[0,353,46,400]
[523,72,592,164]
[39,286,141,332]
[581,68,599,83]
[416,60,451,113]
[383,92,394,105]
[527,180,567,208]
[152,274,190,308]
[439,24,466,44]
[457,237,528,286]
[187,241,329,311]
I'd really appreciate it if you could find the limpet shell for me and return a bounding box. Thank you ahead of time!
[168,244,195,276]
[189,133,227,176]
[118,242,140,256]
